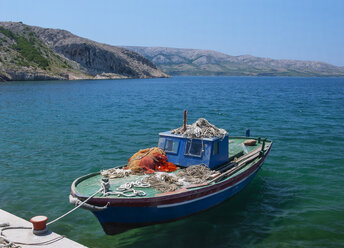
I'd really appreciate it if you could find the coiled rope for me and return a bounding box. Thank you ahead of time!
[101,179,150,197]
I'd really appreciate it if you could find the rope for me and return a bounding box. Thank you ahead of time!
[1,229,64,247]
[1,225,63,247]
[0,226,31,238]
[101,179,150,197]
[47,187,102,226]
[102,188,147,197]
[12,236,64,246]
[117,180,150,190]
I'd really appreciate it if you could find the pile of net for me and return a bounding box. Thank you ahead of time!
[176,164,218,184]
[101,147,177,178]
[101,147,178,177]
[125,147,178,173]
[143,173,182,193]
[101,164,220,193]
[171,118,227,139]
[143,165,220,192]
[100,168,131,179]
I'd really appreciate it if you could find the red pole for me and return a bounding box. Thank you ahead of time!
[183,110,188,133]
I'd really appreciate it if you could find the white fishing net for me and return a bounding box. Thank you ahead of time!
[143,165,220,192]
[101,165,220,193]
[171,118,228,139]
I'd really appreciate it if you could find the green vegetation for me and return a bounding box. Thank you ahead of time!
[12,35,49,69]
[0,26,49,69]
[0,26,15,39]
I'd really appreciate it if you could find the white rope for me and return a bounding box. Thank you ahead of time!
[101,179,150,197]
[47,188,102,226]
[102,188,147,197]
[1,225,62,247]
[117,180,150,190]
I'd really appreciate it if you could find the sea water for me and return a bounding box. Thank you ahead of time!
[0,76,343,248]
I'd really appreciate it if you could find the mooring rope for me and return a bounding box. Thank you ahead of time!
[1,224,59,248]
[1,225,64,247]
[47,187,103,226]
[13,236,65,246]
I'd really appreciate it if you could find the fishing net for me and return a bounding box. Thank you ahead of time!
[101,164,220,193]
[143,174,181,193]
[125,147,178,173]
[100,168,131,179]
[126,148,163,173]
[142,165,220,192]
[176,164,220,184]
[171,118,227,139]
[101,147,178,179]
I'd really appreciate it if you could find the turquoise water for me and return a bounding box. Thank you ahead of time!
[1,76,343,248]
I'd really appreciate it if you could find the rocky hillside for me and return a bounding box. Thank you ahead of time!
[0,22,167,81]
[123,46,344,77]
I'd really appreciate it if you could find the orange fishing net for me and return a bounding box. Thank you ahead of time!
[125,147,178,173]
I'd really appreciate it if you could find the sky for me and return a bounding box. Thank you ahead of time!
[1,0,343,66]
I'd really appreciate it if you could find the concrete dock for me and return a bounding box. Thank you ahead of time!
[0,209,87,248]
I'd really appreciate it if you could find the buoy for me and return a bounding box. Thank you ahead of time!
[30,215,48,235]
[244,139,256,146]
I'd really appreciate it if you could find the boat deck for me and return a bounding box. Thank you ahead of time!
[74,137,271,198]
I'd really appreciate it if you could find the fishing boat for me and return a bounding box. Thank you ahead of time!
[69,115,272,235]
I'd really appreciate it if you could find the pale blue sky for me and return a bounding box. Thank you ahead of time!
[1,0,343,66]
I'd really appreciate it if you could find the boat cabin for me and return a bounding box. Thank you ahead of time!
[158,131,229,169]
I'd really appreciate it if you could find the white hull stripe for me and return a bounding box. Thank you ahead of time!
[157,168,257,208]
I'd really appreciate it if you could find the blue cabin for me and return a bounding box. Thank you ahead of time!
[158,131,229,169]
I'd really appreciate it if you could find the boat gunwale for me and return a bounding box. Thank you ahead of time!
[71,139,272,207]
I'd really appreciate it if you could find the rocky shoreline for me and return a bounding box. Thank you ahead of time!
[0,22,168,82]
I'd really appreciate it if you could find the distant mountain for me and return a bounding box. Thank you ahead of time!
[0,22,167,81]
[1,22,342,81]
[123,46,344,77]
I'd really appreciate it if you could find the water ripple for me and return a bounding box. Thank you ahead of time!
[1,77,344,248]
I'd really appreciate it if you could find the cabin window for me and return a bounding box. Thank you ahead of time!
[213,142,219,155]
[185,140,203,157]
[165,139,179,154]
